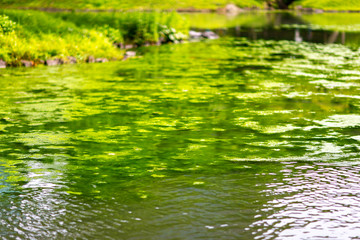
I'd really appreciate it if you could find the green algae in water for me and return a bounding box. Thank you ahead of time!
[0,37,360,239]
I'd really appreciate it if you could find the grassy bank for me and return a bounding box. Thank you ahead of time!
[3,0,360,12]
[1,0,264,11]
[294,0,360,11]
[0,10,189,67]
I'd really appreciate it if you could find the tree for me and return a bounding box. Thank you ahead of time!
[266,0,296,9]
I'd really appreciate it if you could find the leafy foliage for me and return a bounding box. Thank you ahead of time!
[0,10,190,65]
[159,25,188,43]
[0,15,16,34]
[97,25,123,43]
[266,0,296,9]
[54,11,189,44]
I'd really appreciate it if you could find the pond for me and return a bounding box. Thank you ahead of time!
[1,12,360,239]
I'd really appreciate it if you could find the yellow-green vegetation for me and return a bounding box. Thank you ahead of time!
[2,0,360,14]
[0,0,264,10]
[0,10,189,66]
[294,0,360,11]
[0,26,123,66]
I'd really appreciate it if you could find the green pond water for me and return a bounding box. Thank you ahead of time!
[1,12,360,240]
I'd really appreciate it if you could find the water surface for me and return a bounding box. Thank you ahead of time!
[1,13,360,240]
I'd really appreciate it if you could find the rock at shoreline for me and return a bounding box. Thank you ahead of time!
[189,30,219,40]
[202,30,219,39]
[87,56,95,63]
[123,51,136,61]
[95,58,108,63]
[217,4,243,14]
[86,56,108,63]
[189,30,203,39]
[177,8,211,13]
[159,37,165,44]
[125,51,136,57]
[125,44,136,49]
[45,59,63,66]
[0,60,6,69]
[295,6,324,13]
[113,42,122,48]
[68,56,77,64]
[21,60,34,67]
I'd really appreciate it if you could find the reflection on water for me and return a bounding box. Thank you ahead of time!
[1,24,360,239]
[225,27,354,46]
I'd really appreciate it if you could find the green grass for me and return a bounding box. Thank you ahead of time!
[294,0,360,11]
[0,0,264,10]
[0,10,190,66]
[2,0,360,11]
[53,11,189,44]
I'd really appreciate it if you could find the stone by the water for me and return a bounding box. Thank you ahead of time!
[68,56,77,64]
[95,58,109,63]
[202,31,219,39]
[125,51,136,57]
[21,60,33,67]
[189,30,203,39]
[113,42,123,48]
[87,56,95,63]
[226,4,243,14]
[45,59,63,66]
[217,3,244,14]
[122,51,136,61]
[0,60,6,69]
[124,44,135,49]
[189,30,219,40]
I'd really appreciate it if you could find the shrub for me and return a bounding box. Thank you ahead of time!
[0,15,16,34]
[97,24,123,43]
[159,25,188,43]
